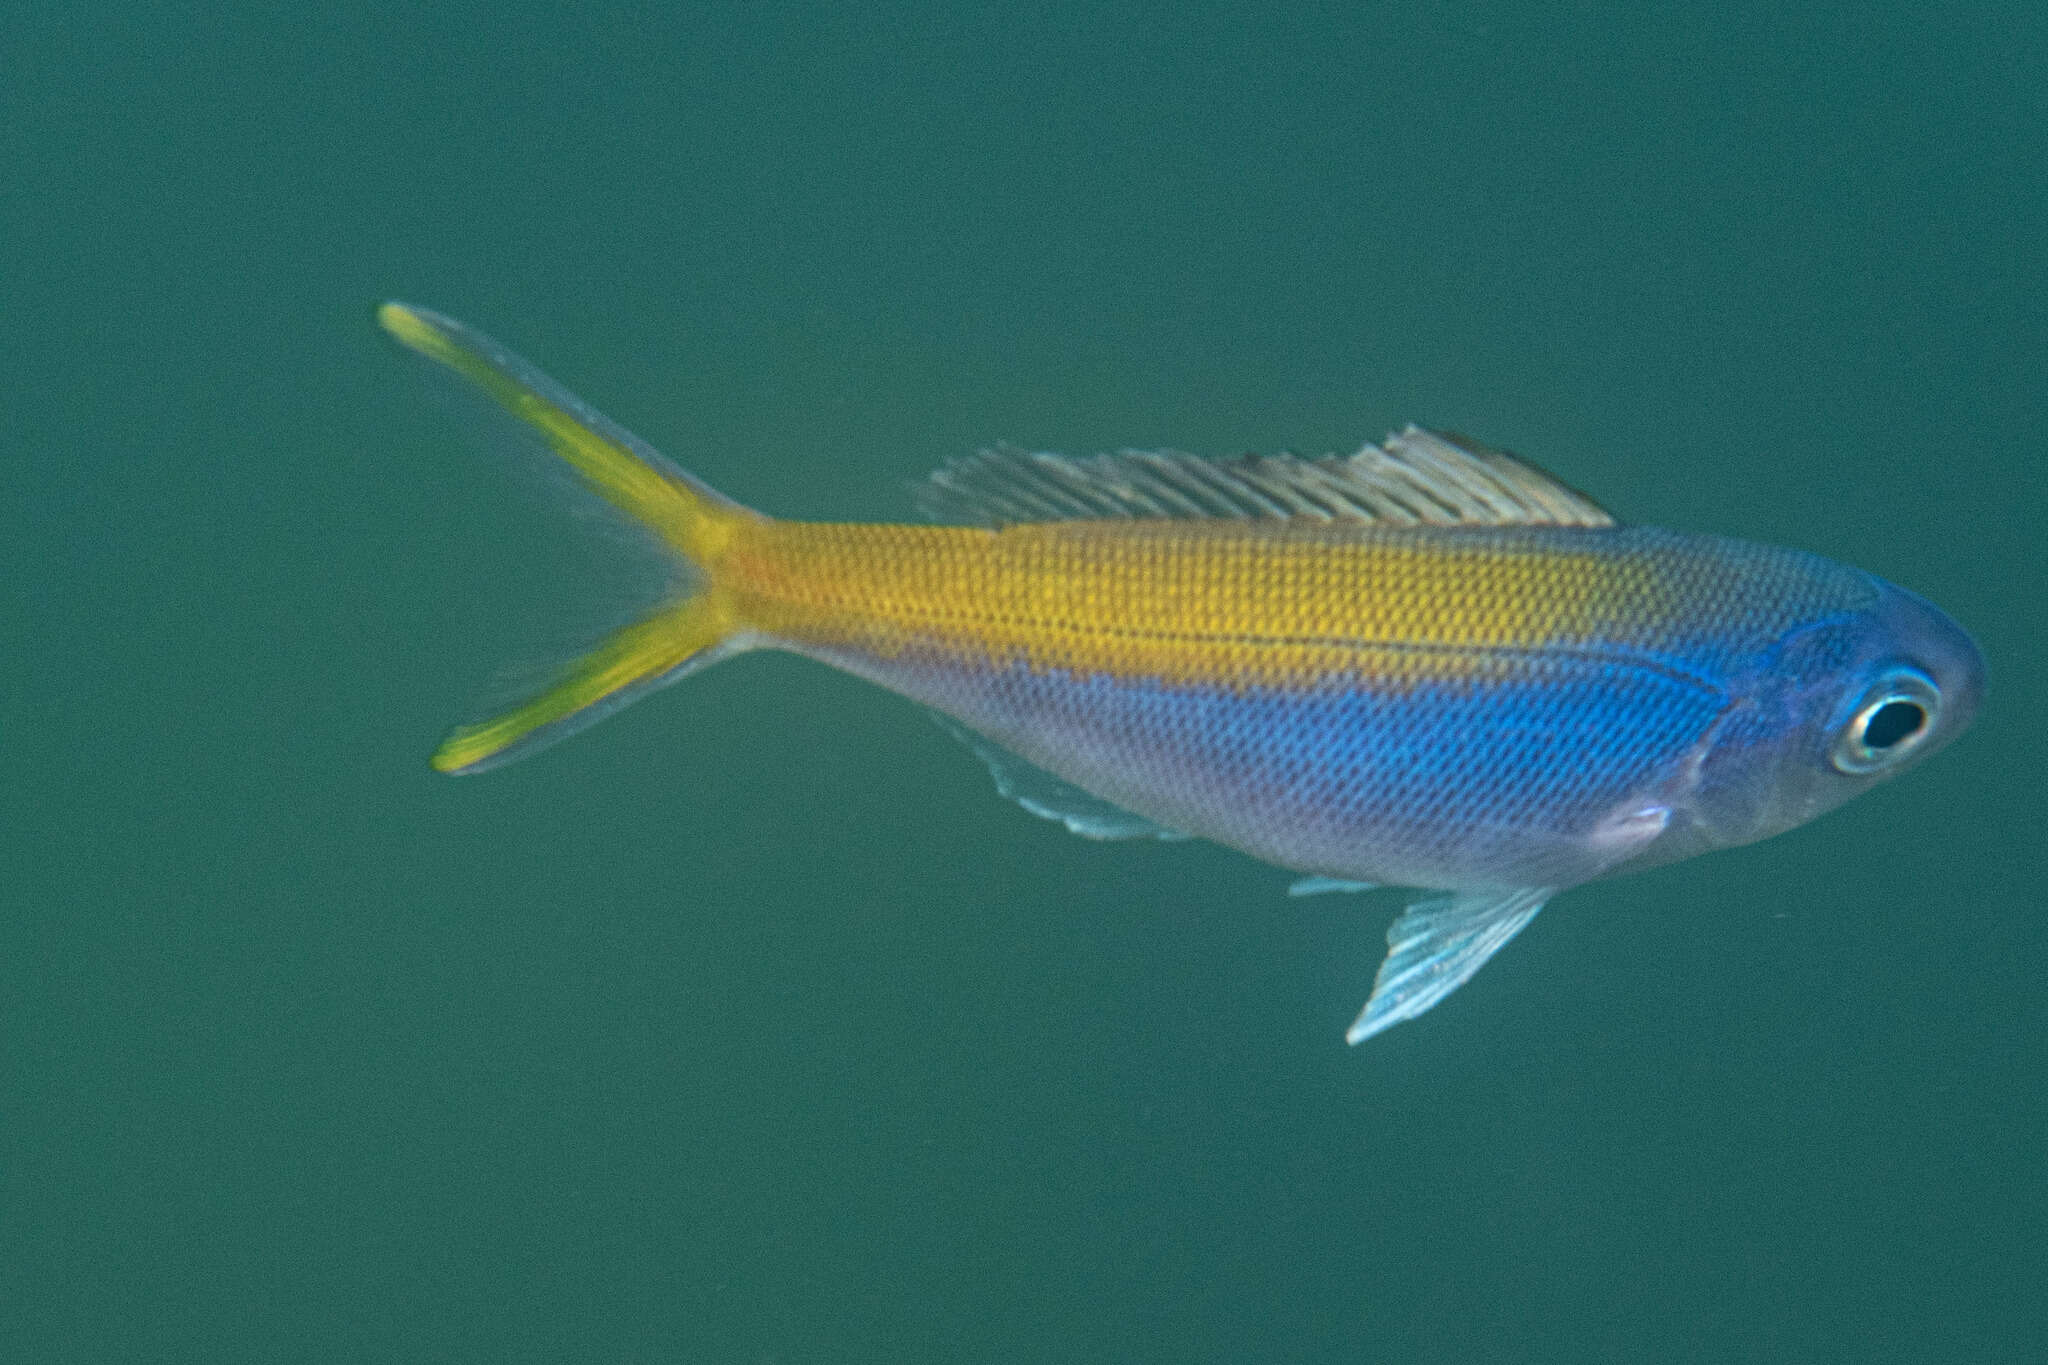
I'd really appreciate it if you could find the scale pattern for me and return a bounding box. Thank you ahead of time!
[723,517,1875,887]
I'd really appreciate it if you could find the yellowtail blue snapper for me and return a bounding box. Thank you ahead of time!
[381,302,1985,1044]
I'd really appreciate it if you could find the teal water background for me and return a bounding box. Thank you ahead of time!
[7,4,2046,1360]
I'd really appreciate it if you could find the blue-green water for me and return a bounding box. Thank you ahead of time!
[8,4,2045,1360]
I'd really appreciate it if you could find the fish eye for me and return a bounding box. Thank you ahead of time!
[1831,670,1939,775]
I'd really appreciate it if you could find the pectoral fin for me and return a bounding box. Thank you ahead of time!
[1348,888,1551,1043]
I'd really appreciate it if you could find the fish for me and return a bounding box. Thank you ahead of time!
[379,302,1986,1043]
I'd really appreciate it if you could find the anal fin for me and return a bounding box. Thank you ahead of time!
[1348,888,1551,1043]
[1289,875,1379,897]
[931,714,1188,841]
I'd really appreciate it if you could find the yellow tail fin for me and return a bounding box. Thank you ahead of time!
[379,302,759,774]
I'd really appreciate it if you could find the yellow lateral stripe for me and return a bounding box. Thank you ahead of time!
[726,518,1671,687]
[432,598,728,773]
[378,302,710,558]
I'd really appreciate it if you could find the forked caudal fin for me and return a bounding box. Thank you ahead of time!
[379,302,762,774]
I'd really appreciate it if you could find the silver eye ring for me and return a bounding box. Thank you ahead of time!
[1831,670,1940,775]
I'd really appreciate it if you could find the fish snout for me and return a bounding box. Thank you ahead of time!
[1855,583,1985,770]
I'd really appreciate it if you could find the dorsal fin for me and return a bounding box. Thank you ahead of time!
[915,426,1613,529]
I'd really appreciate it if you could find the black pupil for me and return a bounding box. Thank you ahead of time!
[1863,699,1926,750]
